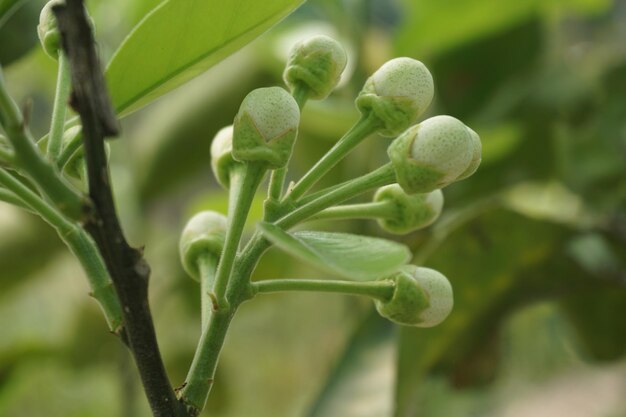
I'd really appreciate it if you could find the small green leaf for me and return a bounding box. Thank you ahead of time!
[106,0,305,117]
[258,222,411,281]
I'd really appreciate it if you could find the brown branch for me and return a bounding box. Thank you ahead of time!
[53,1,188,416]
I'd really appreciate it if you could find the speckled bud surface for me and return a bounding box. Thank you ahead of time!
[179,211,227,281]
[388,116,473,193]
[283,35,347,100]
[356,58,434,136]
[232,87,300,168]
[374,184,443,234]
[211,125,240,189]
[455,127,482,181]
[375,265,453,327]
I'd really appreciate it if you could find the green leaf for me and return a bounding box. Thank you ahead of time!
[308,312,395,417]
[106,0,305,117]
[258,222,411,281]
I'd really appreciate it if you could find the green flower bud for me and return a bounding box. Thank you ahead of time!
[38,0,64,59]
[210,125,241,189]
[375,265,453,327]
[283,35,348,100]
[61,126,109,182]
[61,126,84,179]
[179,211,227,281]
[388,115,474,194]
[455,127,482,181]
[356,58,434,137]
[232,87,300,169]
[374,184,443,234]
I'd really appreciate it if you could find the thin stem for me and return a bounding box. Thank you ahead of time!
[278,163,396,229]
[0,187,29,209]
[0,68,83,219]
[267,167,286,201]
[46,52,72,160]
[0,166,123,332]
[309,200,394,222]
[284,114,379,202]
[180,310,233,414]
[199,256,218,331]
[212,163,265,309]
[57,128,82,169]
[253,278,395,301]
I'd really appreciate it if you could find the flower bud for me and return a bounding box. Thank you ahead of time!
[356,58,434,137]
[232,87,300,169]
[375,265,453,327]
[388,115,474,194]
[38,0,64,59]
[455,127,482,181]
[374,184,443,234]
[179,211,227,281]
[210,125,241,189]
[283,35,348,100]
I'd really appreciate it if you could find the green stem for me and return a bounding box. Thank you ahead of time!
[309,201,394,222]
[278,163,396,229]
[180,309,233,413]
[0,167,123,332]
[284,114,379,202]
[0,186,29,209]
[46,52,72,161]
[199,256,218,331]
[212,163,265,309]
[57,129,83,169]
[253,278,395,301]
[0,69,83,219]
[266,84,309,203]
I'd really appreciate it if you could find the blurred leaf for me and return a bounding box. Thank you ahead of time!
[0,361,124,417]
[258,222,411,280]
[106,0,305,117]
[395,207,585,416]
[396,0,611,56]
[561,288,626,362]
[0,0,40,66]
[308,312,395,417]
[503,181,596,227]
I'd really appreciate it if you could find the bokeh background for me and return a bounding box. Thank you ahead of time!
[1,0,625,416]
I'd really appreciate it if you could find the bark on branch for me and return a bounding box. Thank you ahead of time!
[53,1,188,415]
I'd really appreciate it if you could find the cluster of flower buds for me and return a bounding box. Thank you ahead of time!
[194,35,481,330]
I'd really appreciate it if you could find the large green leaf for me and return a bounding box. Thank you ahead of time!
[258,222,411,281]
[106,0,305,117]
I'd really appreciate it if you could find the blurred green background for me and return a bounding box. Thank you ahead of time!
[1,0,625,416]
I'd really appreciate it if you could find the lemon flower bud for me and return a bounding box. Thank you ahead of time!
[179,211,227,281]
[38,0,64,59]
[375,265,453,327]
[374,184,443,234]
[232,87,300,169]
[283,35,348,100]
[356,58,434,137]
[210,125,241,189]
[388,115,475,194]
